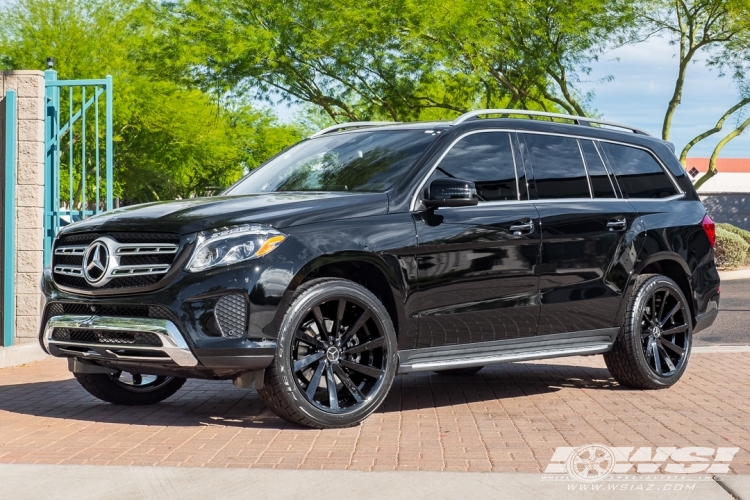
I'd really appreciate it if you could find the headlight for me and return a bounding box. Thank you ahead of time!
[185,224,287,273]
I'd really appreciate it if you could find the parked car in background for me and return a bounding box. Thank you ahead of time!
[39,110,720,429]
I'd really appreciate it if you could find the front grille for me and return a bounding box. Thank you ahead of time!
[214,294,247,338]
[51,328,163,346]
[52,232,181,291]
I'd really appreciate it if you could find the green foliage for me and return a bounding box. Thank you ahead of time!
[715,225,750,269]
[0,0,306,203]
[718,223,750,265]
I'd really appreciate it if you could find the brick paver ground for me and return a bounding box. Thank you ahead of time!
[0,353,748,473]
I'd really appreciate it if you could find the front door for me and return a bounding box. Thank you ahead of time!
[413,131,541,349]
[519,133,639,335]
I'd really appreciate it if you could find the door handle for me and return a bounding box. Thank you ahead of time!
[509,220,535,236]
[607,217,627,231]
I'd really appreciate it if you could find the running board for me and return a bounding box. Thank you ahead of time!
[397,328,618,374]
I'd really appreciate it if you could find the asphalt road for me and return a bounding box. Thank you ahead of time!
[694,278,750,346]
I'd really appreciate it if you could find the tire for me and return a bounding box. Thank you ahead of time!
[433,366,483,376]
[74,371,186,405]
[260,278,398,429]
[604,274,692,389]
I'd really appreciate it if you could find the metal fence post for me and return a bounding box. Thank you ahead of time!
[43,70,58,267]
[105,75,113,211]
[3,90,17,347]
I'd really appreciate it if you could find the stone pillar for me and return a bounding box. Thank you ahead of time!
[1,71,45,344]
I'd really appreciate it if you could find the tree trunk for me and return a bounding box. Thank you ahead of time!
[678,98,750,166]
[693,115,750,190]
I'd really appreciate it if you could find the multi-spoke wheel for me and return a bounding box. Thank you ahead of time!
[260,278,398,428]
[73,370,186,405]
[605,274,693,389]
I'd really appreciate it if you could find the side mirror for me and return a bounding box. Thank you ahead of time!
[423,178,479,209]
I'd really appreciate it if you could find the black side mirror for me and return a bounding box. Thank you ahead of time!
[423,178,479,209]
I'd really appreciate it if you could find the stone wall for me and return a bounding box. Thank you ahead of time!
[0,71,45,344]
[701,194,750,231]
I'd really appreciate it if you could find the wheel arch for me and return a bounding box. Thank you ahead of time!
[264,252,405,339]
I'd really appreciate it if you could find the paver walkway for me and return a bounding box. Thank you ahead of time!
[0,353,748,473]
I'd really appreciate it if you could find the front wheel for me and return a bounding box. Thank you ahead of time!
[74,371,186,405]
[605,274,692,389]
[260,278,398,429]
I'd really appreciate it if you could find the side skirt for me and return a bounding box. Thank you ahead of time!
[397,328,618,374]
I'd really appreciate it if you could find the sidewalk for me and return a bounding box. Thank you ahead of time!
[1,464,744,500]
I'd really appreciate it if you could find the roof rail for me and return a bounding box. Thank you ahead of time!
[309,121,399,138]
[452,109,651,136]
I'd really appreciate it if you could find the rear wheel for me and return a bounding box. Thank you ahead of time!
[74,370,186,405]
[605,274,692,389]
[260,278,398,429]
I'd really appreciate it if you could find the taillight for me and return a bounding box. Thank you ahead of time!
[702,214,716,248]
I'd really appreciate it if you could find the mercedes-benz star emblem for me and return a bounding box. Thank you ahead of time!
[83,241,110,285]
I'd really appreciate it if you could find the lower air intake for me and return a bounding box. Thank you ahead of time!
[215,294,247,338]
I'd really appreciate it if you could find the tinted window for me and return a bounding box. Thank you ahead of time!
[603,143,677,199]
[226,130,436,194]
[580,140,617,198]
[522,134,590,199]
[436,132,518,201]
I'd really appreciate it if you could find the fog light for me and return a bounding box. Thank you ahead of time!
[214,294,247,338]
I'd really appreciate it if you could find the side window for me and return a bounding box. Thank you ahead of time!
[579,140,617,198]
[603,143,678,199]
[522,134,590,199]
[435,132,518,201]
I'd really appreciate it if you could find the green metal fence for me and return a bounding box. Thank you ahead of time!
[3,90,17,347]
[44,70,113,266]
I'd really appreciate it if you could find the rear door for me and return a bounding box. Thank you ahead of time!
[413,131,541,348]
[519,133,639,335]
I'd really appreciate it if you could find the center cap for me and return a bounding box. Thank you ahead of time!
[326,346,341,363]
[652,326,662,338]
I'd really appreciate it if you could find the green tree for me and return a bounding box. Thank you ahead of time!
[0,0,305,203]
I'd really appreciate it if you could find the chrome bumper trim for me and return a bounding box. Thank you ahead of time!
[42,315,199,367]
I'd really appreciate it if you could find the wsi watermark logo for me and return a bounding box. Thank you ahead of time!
[544,444,739,482]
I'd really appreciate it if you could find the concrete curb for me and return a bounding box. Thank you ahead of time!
[693,345,750,353]
[0,342,48,369]
[0,464,740,500]
[719,269,750,281]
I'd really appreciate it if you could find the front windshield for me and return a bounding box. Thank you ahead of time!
[225,130,437,194]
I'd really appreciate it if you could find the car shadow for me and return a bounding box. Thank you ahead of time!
[0,362,620,429]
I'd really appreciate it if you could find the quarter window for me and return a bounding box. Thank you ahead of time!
[603,143,678,199]
[579,140,617,198]
[435,132,518,201]
[522,134,590,199]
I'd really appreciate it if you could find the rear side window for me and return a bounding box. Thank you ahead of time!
[522,134,590,199]
[603,143,678,199]
[580,140,617,198]
[436,132,518,201]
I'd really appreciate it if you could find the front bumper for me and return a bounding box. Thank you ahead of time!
[42,315,200,367]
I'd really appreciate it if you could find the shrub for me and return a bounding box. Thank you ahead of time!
[715,226,750,270]
[717,223,750,266]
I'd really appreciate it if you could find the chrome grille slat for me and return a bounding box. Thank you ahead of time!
[115,244,179,256]
[54,265,84,277]
[55,246,87,255]
[111,264,171,276]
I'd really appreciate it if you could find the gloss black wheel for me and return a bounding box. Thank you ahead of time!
[605,274,693,389]
[73,370,186,405]
[260,278,398,428]
[639,286,690,377]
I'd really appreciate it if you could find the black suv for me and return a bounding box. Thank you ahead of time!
[39,110,720,429]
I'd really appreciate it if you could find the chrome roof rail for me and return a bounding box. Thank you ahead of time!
[309,121,399,138]
[452,109,652,136]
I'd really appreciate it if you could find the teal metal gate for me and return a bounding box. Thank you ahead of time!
[3,90,17,347]
[44,70,113,266]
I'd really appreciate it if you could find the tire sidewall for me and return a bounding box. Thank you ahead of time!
[628,276,692,388]
[272,280,398,427]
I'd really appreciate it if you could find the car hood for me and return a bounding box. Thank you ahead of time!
[60,192,389,236]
